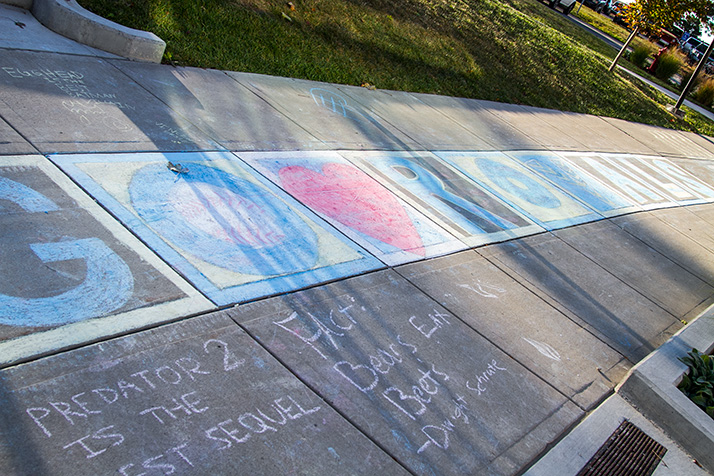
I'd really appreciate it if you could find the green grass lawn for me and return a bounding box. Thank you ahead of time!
[79,0,714,135]
[573,4,631,43]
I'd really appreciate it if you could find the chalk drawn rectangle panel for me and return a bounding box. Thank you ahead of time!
[231,270,581,475]
[559,153,676,211]
[662,157,714,202]
[238,150,465,266]
[339,150,544,247]
[398,251,630,410]
[639,156,714,204]
[506,151,640,218]
[436,151,602,230]
[0,311,407,476]
[0,156,212,367]
[601,154,710,205]
[51,151,381,306]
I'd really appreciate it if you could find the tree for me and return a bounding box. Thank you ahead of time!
[679,13,703,38]
[608,0,714,72]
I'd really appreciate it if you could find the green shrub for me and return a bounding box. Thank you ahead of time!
[693,78,714,107]
[678,348,714,419]
[654,51,683,81]
[629,43,653,68]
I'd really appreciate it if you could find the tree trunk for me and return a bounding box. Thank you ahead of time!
[609,26,640,72]
[674,40,714,112]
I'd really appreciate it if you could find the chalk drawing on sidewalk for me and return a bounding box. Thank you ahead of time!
[0,238,133,327]
[595,154,698,205]
[0,175,60,214]
[437,151,601,230]
[458,282,506,299]
[130,162,320,276]
[560,153,672,210]
[507,151,638,217]
[310,88,372,124]
[53,152,379,306]
[339,151,544,247]
[609,155,714,205]
[238,151,466,266]
[646,157,714,203]
[668,157,714,202]
[0,176,132,327]
[237,278,569,474]
[1,156,210,366]
[523,337,561,361]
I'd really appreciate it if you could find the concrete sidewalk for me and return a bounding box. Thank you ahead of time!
[1,3,714,475]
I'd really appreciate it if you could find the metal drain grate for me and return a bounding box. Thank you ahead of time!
[577,420,667,476]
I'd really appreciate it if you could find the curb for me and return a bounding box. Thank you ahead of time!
[1,0,165,62]
[1,0,31,8]
[617,307,714,472]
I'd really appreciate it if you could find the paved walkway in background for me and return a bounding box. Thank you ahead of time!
[1,3,714,475]
[567,12,714,122]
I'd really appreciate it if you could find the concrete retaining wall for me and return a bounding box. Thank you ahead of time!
[617,308,714,472]
[1,0,32,9]
[1,0,165,62]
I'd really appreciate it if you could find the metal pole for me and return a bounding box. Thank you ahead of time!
[609,26,639,72]
[673,40,714,113]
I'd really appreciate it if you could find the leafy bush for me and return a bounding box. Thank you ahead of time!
[654,50,683,81]
[629,43,653,68]
[678,348,714,419]
[693,78,714,107]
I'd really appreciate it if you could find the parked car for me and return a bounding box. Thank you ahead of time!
[583,0,612,14]
[653,29,678,48]
[689,42,711,64]
[542,0,578,15]
[610,0,631,26]
[681,37,703,55]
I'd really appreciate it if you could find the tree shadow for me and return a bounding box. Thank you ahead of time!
[3,3,714,473]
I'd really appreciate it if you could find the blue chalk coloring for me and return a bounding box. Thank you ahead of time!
[130,163,320,276]
[0,238,133,327]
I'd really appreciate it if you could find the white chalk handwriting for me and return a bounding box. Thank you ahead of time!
[118,442,193,476]
[203,395,320,451]
[465,359,507,396]
[20,335,325,473]
[2,65,137,130]
[271,300,513,458]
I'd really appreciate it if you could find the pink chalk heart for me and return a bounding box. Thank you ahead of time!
[279,163,425,256]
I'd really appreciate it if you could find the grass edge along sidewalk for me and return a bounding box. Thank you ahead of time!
[76,0,714,136]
